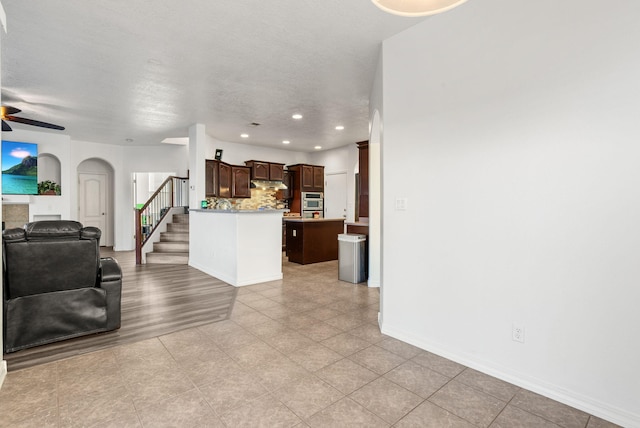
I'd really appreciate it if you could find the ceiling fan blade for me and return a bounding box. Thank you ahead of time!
[1,105,21,117]
[2,119,12,131]
[4,115,65,131]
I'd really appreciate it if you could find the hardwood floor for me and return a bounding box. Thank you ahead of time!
[3,248,237,371]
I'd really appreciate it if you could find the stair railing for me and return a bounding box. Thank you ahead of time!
[135,176,189,264]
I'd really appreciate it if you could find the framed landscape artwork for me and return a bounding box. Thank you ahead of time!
[1,140,39,195]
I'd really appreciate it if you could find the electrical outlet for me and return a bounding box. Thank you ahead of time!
[512,323,525,343]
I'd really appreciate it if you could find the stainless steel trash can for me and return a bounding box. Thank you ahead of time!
[338,233,367,283]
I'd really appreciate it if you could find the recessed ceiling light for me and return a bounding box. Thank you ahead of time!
[314,146,322,150]
[282,140,290,145]
[240,133,249,138]
[335,125,344,130]
[125,138,134,143]
[292,114,303,120]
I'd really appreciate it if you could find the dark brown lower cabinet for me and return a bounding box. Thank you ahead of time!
[282,220,286,251]
[285,219,345,265]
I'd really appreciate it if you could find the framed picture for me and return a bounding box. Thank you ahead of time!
[2,140,39,195]
[215,149,223,160]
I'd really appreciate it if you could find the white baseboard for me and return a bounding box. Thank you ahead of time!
[189,260,282,287]
[380,322,639,428]
[0,360,7,389]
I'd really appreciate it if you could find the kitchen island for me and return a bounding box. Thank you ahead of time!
[189,209,286,286]
[284,218,345,264]
[345,220,369,236]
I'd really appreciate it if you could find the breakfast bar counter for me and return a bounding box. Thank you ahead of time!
[189,209,286,286]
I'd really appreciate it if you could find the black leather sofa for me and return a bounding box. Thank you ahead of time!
[2,220,122,353]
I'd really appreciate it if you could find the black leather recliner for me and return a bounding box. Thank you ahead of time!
[2,220,122,353]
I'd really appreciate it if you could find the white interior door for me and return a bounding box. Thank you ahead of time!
[79,172,107,246]
[324,172,347,220]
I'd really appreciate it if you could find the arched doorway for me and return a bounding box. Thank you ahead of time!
[77,158,114,246]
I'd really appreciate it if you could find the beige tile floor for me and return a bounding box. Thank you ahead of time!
[0,259,621,427]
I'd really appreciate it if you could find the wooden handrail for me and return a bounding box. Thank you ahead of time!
[135,176,188,264]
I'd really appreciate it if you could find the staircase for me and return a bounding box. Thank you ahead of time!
[145,213,189,264]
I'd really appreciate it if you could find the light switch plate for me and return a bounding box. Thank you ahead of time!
[395,198,408,211]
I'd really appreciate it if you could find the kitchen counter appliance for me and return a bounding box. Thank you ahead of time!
[302,191,323,218]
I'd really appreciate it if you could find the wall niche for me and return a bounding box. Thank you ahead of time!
[38,153,62,193]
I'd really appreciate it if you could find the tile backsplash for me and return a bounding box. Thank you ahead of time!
[205,188,287,210]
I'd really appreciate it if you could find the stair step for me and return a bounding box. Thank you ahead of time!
[143,216,190,265]
[167,222,189,233]
[172,213,190,224]
[146,252,189,265]
[153,241,189,252]
[160,231,189,242]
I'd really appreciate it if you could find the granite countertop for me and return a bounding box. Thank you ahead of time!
[191,209,288,214]
[283,218,345,223]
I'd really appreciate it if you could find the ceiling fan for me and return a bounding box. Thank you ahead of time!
[1,106,65,132]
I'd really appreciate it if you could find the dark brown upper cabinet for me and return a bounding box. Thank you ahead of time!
[206,159,251,199]
[269,163,284,181]
[276,169,293,200]
[245,160,285,181]
[205,159,218,197]
[231,166,251,198]
[289,164,324,192]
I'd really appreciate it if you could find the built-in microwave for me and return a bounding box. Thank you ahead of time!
[302,192,323,210]
[303,199,323,210]
[302,192,323,200]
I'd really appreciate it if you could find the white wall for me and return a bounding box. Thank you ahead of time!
[5,128,324,250]
[71,138,187,251]
[310,144,358,222]
[4,129,347,251]
[368,50,384,288]
[69,139,124,247]
[206,136,310,166]
[379,0,640,426]
[122,142,188,249]
[189,124,207,209]
[134,172,176,205]
[2,129,72,220]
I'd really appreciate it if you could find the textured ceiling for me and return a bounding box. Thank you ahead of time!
[1,1,425,151]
